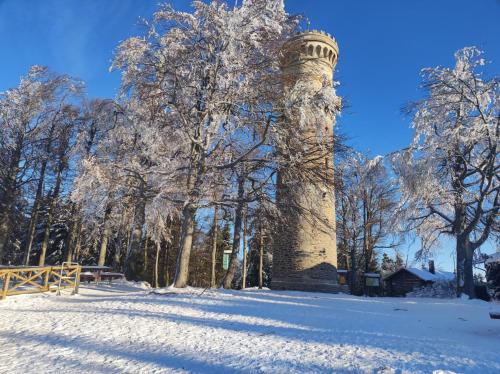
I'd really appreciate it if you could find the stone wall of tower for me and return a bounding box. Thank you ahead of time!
[271,31,345,293]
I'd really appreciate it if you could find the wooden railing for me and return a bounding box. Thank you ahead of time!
[0,264,81,300]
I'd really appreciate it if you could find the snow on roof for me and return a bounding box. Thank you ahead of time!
[406,267,455,282]
[384,267,455,282]
[486,252,500,265]
[406,268,435,281]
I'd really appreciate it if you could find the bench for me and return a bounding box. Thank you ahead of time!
[80,266,124,285]
[100,272,124,284]
[80,271,97,284]
[490,312,500,320]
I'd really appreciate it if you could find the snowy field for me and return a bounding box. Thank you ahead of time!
[0,283,499,374]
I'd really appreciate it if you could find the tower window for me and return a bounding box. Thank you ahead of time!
[315,45,322,57]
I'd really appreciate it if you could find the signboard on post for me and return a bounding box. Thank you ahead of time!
[223,250,232,270]
[363,272,381,296]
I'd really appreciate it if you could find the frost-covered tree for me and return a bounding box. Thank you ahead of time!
[23,73,83,265]
[111,0,298,287]
[380,252,404,276]
[0,66,82,264]
[246,197,275,289]
[380,253,395,274]
[68,99,124,264]
[70,98,151,274]
[336,153,400,290]
[221,160,278,288]
[37,105,81,266]
[395,47,499,298]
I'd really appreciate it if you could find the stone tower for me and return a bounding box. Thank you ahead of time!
[271,30,344,293]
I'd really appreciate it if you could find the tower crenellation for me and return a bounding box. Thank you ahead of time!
[281,31,339,81]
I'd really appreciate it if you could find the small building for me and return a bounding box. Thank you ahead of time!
[486,252,500,301]
[336,270,380,295]
[337,269,348,285]
[383,263,454,297]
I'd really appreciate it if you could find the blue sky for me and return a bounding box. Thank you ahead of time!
[1,0,499,270]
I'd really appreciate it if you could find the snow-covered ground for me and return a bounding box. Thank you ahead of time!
[0,283,499,374]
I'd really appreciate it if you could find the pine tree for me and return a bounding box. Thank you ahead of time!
[395,252,405,270]
[381,253,395,274]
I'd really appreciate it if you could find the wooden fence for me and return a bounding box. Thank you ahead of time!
[0,264,81,300]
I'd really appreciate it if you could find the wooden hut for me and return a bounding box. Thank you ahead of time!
[383,263,454,297]
[486,252,500,301]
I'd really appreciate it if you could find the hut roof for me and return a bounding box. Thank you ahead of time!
[384,267,454,282]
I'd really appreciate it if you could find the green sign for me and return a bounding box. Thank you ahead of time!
[223,253,230,270]
[365,277,380,287]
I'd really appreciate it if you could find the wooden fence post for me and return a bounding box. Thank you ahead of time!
[1,271,11,300]
[43,267,50,291]
[74,266,81,295]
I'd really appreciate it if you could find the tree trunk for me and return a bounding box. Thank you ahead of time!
[38,202,54,266]
[457,235,475,298]
[124,195,146,281]
[350,244,357,292]
[39,165,64,266]
[349,206,359,292]
[121,216,135,271]
[23,159,48,265]
[242,210,247,289]
[259,225,264,289]
[210,205,218,288]
[0,218,10,264]
[164,241,170,286]
[464,240,475,298]
[113,223,128,271]
[173,203,196,288]
[73,221,83,262]
[63,204,78,263]
[98,203,113,267]
[155,241,161,288]
[143,236,149,280]
[223,176,245,289]
[24,123,56,265]
[362,198,368,273]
